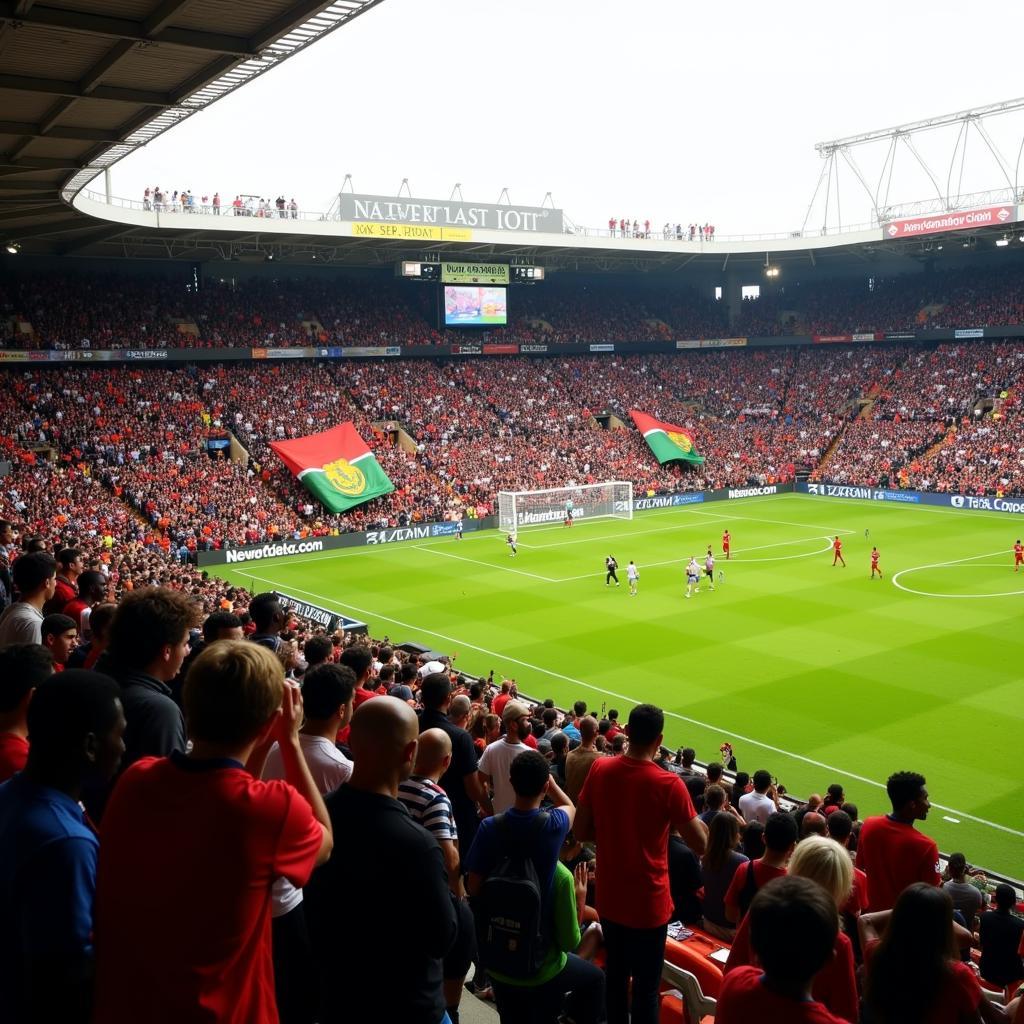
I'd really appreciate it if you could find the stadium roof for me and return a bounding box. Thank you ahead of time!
[2,2,1022,274]
[0,0,385,253]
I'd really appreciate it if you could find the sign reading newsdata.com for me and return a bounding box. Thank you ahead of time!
[801,482,1024,514]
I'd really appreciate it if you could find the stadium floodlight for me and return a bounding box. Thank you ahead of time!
[498,481,633,532]
[4,241,20,254]
[765,266,780,278]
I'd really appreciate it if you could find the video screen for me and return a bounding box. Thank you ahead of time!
[443,285,507,326]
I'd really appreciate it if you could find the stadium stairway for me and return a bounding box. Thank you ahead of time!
[811,421,849,477]
[919,425,957,462]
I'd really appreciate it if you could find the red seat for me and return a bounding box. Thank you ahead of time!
[663,936,724,999]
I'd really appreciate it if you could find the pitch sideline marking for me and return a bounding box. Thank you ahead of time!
[891,550,1021,599]
[418,545,561,583]
[239,572,1024,843]
[691,507,857,537]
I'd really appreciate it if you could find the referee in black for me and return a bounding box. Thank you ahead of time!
[605,555,620,586]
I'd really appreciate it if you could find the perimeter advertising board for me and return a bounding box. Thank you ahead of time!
[339,194,564,233]
[800,482,1024,514]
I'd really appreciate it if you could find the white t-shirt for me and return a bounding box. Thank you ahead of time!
[478,739,530,813]
[738,790,775,826]
[627,564,639,581]
[264,734,352,916]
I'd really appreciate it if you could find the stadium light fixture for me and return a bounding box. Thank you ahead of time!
[764,265,780,278]
[4,241,20,254]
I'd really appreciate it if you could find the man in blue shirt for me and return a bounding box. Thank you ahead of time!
[0,669,126,1023]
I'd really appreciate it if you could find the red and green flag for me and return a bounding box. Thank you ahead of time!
[269,423,394,513]
[629,409,705,465]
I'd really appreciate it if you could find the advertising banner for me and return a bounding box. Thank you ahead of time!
[954,328,985,339]
[882,204,1016,239]
[800,482,1024,514]
[196,515,498,567]
[340,193,564,233]
[451,344,482,355]
[812,334,853,344]
[351,222,472,242]
[676,338,748,349]
[338,346,402,357]
[272,591,344,633]
[441,262,510,285]
[482,343,519,355]
[589,343,615,352]
[520,344,548,353]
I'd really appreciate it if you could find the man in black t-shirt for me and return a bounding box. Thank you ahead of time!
[419,672,493,854]
[305,699,457,1023]
[605,557,620,587]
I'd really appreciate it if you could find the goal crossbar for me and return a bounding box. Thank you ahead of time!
[498,481,633,531]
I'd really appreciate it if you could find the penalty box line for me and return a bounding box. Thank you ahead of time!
[238,571,1024,844]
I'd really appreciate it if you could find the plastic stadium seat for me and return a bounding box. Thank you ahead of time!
[660,961,717,1024]
[663,935,724,998]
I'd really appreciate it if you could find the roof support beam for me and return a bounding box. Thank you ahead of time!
[0,73,171,105]
[0,2,259,57]
[0,120,120,142]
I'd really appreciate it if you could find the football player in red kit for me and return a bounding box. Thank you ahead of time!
[870,546,882,579]
[832,536,846,567]
[722,529,731,560]
[1015,539,1023,572]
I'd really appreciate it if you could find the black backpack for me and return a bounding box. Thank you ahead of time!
[477,811,551,977]
[737,860,761,918]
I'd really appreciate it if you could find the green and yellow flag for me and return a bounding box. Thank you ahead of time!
[629,409,705,465]
[270,423,394,513]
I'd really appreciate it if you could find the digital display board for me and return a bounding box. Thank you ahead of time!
[443,286,508,326]
[441,261,510,284]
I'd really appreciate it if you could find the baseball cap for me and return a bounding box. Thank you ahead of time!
[501,700,531,725]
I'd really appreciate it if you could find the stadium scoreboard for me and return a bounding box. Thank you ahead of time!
[398,260,544,283]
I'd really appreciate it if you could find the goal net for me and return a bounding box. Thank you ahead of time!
[498,481,633,531]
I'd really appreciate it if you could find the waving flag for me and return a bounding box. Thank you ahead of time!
[629,410,705,465]
[270,423,394,513]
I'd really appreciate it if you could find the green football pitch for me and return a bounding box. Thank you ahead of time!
[218,493,1024,877]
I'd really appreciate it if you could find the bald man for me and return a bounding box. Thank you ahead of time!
[305,701,458,1024]
[399,729,477,1024]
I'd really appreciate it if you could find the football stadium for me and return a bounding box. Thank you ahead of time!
[2,2,1024,1022]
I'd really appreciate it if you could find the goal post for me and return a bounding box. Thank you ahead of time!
[498,481,633,531]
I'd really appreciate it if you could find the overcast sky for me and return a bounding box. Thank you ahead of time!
[108,0,1024,236]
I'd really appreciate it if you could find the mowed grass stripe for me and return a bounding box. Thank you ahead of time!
[218,495,1024,876]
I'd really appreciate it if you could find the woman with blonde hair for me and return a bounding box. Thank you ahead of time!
[724,834,859,1022]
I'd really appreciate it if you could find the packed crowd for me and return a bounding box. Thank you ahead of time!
[6,265,1024,353]
[2,339,1022,560]
[1,547,1022,1024]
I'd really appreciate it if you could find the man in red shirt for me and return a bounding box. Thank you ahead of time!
[722,529,731,560]
[491,680,512,720]
[575,703,707,1024]
[870,546,882,579]
[716,877,849,1024]
[0,644,54,781]
[725,810,797,924]
[832,535,846,567]
[855,770,939,912]
[1014,539,1023,572]
[93,641,332,1024]
[42,547,84,616]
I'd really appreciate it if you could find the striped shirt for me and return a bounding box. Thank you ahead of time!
[397,775,458,842]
